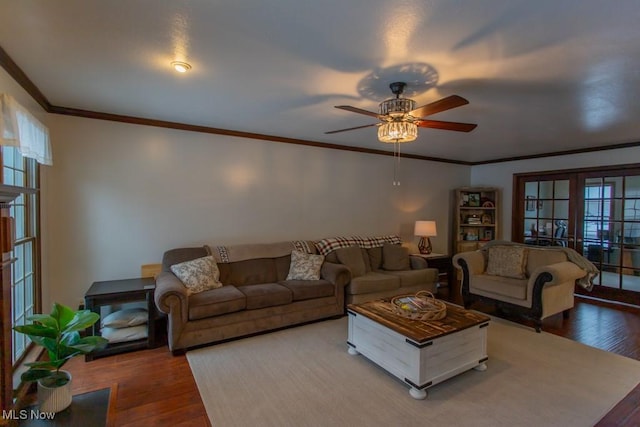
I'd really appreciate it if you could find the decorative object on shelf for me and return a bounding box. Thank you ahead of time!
[468,192,481,207]
[483,230,494,241]
[465,232,479,241]
[13,303,108,413]
[414,220,437,254]
[391,291,447,321]
[466,214,482,225]
[481,214,492,225]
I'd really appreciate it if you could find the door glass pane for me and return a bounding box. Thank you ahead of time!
[554,180,570,199]
[539,181,553,198]
[525,182,538,197]
[625,176,640,197]
[554,200,569,219]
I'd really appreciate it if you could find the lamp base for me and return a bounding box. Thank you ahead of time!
[418,237,432,255]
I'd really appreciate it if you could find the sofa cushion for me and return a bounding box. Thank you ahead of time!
[237,283,293,310]
[382,244,411,271]
[279,279,334,301]
[361,248,372,273]
[526,249,568,277]
[286,250,325,280]
[473,274,527,300]
[367,247,383,270]
[381,269,432,287]
[170,256,223,295]
[275,254,293,281]
[347,272,400,295]
[324,251,339,263]
[486,246,527,279]
[188,285,247,320]
[336,246,367,278]
[218,258,277,286]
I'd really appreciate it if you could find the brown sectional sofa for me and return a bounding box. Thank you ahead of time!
[154,241,350,352]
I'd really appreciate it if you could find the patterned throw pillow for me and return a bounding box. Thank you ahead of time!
[170,256,223,295]
[486,246,528,279]
[286,250,325,280]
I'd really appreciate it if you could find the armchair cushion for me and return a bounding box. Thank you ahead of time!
[526,250,567,277]
[486,246,527,279]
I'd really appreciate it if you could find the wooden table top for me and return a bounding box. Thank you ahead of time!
[348,298,490,344]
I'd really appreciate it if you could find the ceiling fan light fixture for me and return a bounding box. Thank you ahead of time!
[378,122,418,143]
[379,98,416,117]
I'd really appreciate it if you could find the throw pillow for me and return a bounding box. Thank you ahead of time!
[382,244,410,271]
[101,308,148,329]
[170,255,223,295]
[486,246,528,279]
[335,246,367,278]
[286,250,325,280]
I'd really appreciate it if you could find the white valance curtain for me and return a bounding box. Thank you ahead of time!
[0,93,52,165]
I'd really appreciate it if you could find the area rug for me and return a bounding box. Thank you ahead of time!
[187,316,640,427]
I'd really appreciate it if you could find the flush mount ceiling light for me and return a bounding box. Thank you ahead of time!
[171,61,192,73]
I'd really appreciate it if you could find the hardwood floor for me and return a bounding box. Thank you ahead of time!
[64,291,640,426]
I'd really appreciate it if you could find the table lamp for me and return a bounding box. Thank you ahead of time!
[414,220,437,254]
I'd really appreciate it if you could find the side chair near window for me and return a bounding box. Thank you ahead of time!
[453,241,598,332]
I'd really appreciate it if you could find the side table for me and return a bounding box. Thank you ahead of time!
[413,253,453,288]
[84,277,162,361]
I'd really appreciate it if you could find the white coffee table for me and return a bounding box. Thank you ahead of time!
[347,299,490,399]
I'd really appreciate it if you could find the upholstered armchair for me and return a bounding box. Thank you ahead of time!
[453,242,597,332]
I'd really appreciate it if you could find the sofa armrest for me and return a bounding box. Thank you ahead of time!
[529,261,586,287]
[321,261,351,288]
[453,251,486,275]
[154,271,189,320]
[409,255,428,269]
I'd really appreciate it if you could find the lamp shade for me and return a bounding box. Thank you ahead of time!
[414,220,437,237]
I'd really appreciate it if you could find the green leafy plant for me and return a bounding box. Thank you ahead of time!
[13,303,109,387]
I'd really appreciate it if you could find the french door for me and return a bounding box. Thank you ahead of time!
[514,165,640,306]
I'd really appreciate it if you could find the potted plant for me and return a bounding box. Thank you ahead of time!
[13,302,108,413]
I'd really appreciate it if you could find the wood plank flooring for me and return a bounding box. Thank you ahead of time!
[64,292,640,426]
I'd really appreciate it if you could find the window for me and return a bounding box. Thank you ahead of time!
[1,145,39,366]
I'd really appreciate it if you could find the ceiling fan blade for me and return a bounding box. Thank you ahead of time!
[410,95,470,118]
[417,120,477,132]
[325,123,379,134]
[334,105,380,118]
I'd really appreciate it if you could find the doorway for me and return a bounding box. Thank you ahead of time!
[513,165,640,306]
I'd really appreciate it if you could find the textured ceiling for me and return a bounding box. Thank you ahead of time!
[1,0,640,163]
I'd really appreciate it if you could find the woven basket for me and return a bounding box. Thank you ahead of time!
[391,291,447,321]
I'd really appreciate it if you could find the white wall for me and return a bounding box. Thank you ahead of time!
[470,147,640,240]
[45,115,469,308]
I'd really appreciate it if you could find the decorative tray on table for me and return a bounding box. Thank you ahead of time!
[391,291,447,321]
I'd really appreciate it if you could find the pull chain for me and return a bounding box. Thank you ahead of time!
[393,141,401,186]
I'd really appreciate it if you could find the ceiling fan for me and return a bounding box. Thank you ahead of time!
[325,82,477,143]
